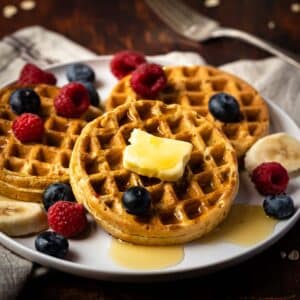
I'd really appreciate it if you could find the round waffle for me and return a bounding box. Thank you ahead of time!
[0,84,102,202]
[70,100,239,245]
[105,65,269,159]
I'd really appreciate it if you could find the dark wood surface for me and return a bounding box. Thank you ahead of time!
[0,0,299,299]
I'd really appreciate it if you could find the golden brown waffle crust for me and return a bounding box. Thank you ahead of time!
[70,100,239,245]
[105,65,269,159]
[0,84,102,202]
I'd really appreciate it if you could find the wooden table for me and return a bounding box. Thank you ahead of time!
[0,0,299,299]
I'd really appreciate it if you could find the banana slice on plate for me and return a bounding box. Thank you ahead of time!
[245,132,300,174]
[0,197,48,237]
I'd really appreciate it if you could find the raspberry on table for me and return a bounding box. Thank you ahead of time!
[110,50,146,79]
[251,162,289,196]
[18,63,57,86]
[54,82,90,118]
[130,63,167,98]
[48,201,88,238]
[12,113,44,143]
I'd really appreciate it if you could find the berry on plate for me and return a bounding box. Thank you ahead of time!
[48,201,88,238]
[54,82,90,118]
[130,63,167,98]
[35,231,69,259]
[9,88,41,115]
[263,194,295,219]
[43,183,75,211]
[78,81,100,107]
[110,50,146,79]
[12,113,44,143]
[122,186,151,215]
[208,93,241,123]
[251,162,289,196]
[66,63,95,83]
[18,63,57,86]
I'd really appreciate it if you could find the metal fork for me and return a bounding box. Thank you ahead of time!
[145,0,300,69]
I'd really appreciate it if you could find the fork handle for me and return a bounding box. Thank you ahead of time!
[211,27,300,69]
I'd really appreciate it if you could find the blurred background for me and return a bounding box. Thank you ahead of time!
[0,0,300,65]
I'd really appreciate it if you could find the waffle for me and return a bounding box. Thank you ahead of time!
[105,65,269,159]
[70,100,239,245]
[0,84,102,202]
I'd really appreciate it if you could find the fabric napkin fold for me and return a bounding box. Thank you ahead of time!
[222,58,300,127]
[0,25,299,300]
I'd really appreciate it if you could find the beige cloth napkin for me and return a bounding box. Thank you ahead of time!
[0,25,299,300]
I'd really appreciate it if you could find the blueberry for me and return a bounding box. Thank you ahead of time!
[122,186,151,215]
[208,93,241,123]
[9,88,41,115]
[263,194,295,219]
[35,231,69,259]
[79,81,100,107]
[43,183,75,211]
[66,63,95,83]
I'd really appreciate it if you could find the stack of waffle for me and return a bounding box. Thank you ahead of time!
[0,64,269,245]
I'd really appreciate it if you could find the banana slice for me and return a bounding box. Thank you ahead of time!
[245,132,300,174]
[0,196,48,236]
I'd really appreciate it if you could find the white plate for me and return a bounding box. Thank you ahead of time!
[1,57,300,281]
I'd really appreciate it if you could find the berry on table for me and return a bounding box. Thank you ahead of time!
[263,194,295,219]
[9,88,41,115]
[251,162,289,196]
[12,113,44,143]
[18,63,57,86]
[208,93,241,123]
[130,63,167,99]
[66,63,95,83]
[110,50,146,79]
[122,186,151,215]
[54,82,90,118]
[43,183,75,211]
[48,201,88,238]
[78,81,100,107]
[35,231,69,259]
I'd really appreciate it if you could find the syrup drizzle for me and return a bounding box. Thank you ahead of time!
[110,204,278,270]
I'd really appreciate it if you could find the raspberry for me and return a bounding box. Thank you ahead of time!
[18,63,57,86]
[54,82,90,118]
[130,63,167,98]
[12,113,44,143]
[110,50,146,79]
[48,201,88,238]
[251,162,289,196]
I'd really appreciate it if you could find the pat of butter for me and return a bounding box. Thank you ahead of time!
[123,129,192,181]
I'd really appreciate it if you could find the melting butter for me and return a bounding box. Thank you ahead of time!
[110,239,184,270]
[123,129,192,181]
[201,204,278,246]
